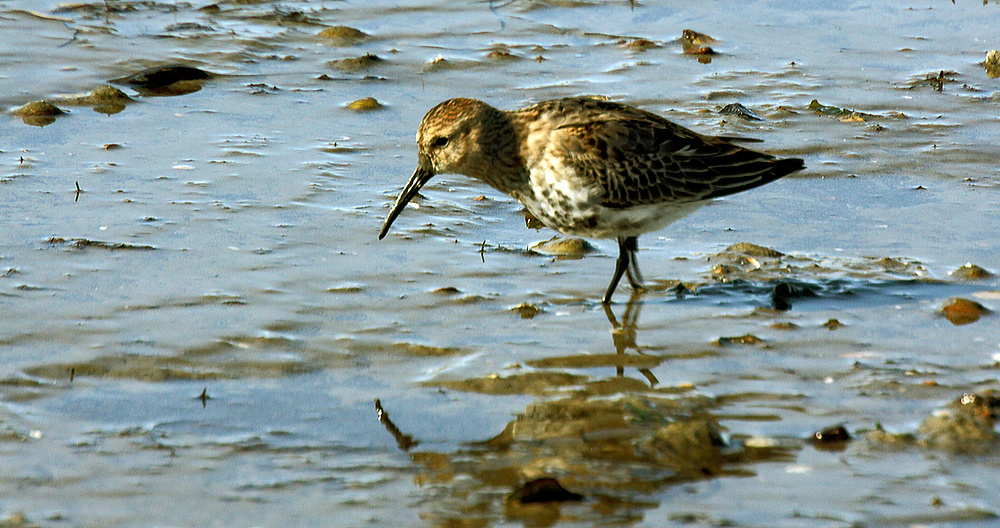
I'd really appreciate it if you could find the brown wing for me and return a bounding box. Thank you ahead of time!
[550,98,804,208]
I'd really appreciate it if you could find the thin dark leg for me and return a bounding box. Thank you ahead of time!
[622,236,644,289]
[603,236,631,304]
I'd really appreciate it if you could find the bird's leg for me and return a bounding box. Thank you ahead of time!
[603,237,631,304]
[622,236,644,290]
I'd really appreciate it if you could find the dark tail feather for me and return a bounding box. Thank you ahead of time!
[703,156,805,200]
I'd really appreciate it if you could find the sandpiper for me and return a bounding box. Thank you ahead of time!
[379,97,804,303]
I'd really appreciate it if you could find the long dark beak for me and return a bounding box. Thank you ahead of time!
[379,161,435,240]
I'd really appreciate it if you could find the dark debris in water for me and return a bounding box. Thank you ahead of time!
[509,477,583,504]
[46,237,155,251]
[719,102,764,121]
[375,398,418,451]
[908,70,959,92]
[808,99,878,122]
[713,334,765,347]
[112,64,211,88]
[808,425,852,450]
[770,281,817,311]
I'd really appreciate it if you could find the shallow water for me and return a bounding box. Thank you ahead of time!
[2,0,1000,526]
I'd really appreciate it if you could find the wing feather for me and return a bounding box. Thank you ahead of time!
[544,98,804,209]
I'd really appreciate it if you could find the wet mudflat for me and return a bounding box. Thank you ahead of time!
[2,0,1000,526]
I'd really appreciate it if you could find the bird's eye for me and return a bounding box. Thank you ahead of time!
[431,136,449,148]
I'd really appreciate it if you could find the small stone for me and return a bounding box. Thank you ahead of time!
[510,303,543,319]
[346,97,382,111]
[486,45,517,60]
[328,53,382,71]
[530,236,594,257]
[714,334,764,346]
[940,297,990,325]
[724,242,784,258]
[12,100,65,117]
[679,29,716,51]
[950,262,992,280]
[822,319,843,330]
[319,25,368,44]
[984,50,1000,79]
[623,38,659,51]
[12,101,65,126]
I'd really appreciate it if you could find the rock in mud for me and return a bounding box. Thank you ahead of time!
[918,391,999,453]
[112,64,212,89]
[58,85,134,114]
[621,38,659,51]
[714,334,765,347]
[530,236,595,258]
[940,297,990,325]
[346,97,382,111]
[949,263,992,280]
[510,303,543,319]
[679,29,716,54]
[328,53,383,71]
[724,242,784,258]
[12,100,65,117]
[319,25,368,45]
[12,100,65,126]
[985,50,1000,79]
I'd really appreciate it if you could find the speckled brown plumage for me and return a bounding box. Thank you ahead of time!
[380,97,804,303]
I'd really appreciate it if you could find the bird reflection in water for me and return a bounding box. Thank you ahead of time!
[603,290,660,387]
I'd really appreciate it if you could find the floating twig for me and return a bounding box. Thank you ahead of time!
[374,398,418,451]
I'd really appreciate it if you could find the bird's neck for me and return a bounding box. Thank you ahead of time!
[465,109,531,197]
